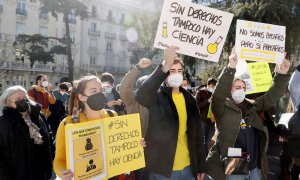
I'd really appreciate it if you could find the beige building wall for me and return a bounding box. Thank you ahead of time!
[0,0,151,93]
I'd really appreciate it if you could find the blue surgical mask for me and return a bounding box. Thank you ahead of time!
[103,87,113,94]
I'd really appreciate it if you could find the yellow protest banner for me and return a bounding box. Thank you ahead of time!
[102,114,145,178]
[241,62,272,94]
[65,113,145,180]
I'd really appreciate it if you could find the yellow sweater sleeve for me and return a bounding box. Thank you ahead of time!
[47,92,56,104]
[53,116,71,177]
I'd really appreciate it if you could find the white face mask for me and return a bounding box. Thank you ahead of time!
[42,81,48,88]
[207,87,214,93]
[231,89,245,104]
[167,73,183,88]
[60,91,66,95]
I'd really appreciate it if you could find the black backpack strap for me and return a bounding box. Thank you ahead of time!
[105,109,114,117]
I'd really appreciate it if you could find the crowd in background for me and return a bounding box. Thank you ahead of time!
[0,46,300,180]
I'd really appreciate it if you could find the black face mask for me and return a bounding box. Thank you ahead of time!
[15,99,30,112]
[85,92,106,111]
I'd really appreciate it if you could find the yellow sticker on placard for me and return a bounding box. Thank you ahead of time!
[247,62,272,94]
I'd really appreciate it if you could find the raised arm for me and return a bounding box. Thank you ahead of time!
[136,46,179,108]
[255,59,291,113]
[212,48,237,119]
[120,58,151,107]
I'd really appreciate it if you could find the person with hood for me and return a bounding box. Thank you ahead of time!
[0,85,53,180]
[206,48,290,180]
[136,46,206,180]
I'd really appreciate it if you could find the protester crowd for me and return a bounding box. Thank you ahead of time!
[0,45,300,180]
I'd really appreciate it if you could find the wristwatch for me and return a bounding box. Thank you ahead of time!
[135,64,142,71]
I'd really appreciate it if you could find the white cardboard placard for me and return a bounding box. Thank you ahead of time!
[236,20,286,63]
[154,0,234,62]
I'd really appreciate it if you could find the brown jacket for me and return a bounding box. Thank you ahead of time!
[119,67,149,137]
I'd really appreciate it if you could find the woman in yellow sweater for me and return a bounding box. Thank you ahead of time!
[54,75,117,180]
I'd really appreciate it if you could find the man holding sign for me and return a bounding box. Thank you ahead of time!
[136,46,206,180]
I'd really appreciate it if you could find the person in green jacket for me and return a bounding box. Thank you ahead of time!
[206,48,291,180]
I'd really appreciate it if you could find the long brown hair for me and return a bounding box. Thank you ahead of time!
[286,97,293,113]
[68,76,100,115]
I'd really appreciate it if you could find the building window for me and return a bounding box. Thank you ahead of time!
[92,6,97,18]
[120,13,125,24]
[69,31,75,43]
[107,10,113,22]
[68,11,76,24]
[39,27,48,36]
[39,6,49,20]
[90,56,96,65]
[106,41,112,52]
[16,22,25,34]
[17,0,26,15]
[90,22,97,32]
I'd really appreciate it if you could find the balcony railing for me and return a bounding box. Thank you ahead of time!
[16,8,27,16]
[39,13,49,20]
[88,46,99,52]
[104,66,115,72]
[88,29,101,36]
[1,62,54,72]
[105,32,116,39]
[119,34,127,41]
[54,66,68,73]
[80,64,129,74]
[81,64,105,72]
[0,33,6,41]
[107,17,115,23]
[88,12,99,19]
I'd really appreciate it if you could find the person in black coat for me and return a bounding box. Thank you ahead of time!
[136,46,206,180]
[267,105,300,180]
[0,85,53,180]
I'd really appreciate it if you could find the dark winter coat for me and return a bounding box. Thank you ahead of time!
[207,67,290,180]
[196,88,212,122]
[105,87,126,115]
[268,104,300,158]
[136,65,206,178]
[0,104,53,180]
